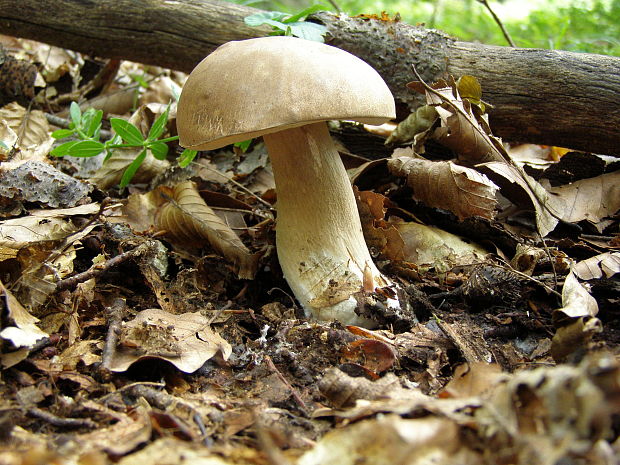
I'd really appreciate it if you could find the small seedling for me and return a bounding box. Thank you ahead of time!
[244,4,328,42]
[50,102,197,188]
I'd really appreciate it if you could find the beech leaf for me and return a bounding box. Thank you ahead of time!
[107,308,232,373]
[156,181,259,279]
[573,252,620,280]
[388,155,498,220]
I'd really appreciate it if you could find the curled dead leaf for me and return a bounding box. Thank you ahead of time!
[548,171,620,224]
[0,280,48,365]
[551,271,601,362]
[108,308,232,373]
[388,155,498,220]
[478,161,565,237]
[156,181,259,279]
[573,252,620,280]
[395,221,488,268]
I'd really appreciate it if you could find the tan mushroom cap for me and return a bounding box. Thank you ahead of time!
[177,36,395,150]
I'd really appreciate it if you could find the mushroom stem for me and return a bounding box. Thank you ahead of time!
[263,122,393,326]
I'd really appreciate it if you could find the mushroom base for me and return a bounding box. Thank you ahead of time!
[264,122,399,327]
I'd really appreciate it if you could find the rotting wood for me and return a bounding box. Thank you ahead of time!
[0,0,618,154]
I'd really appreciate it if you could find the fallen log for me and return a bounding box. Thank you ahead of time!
[1,0,618,154]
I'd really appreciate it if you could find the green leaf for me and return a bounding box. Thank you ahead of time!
[244,11,288,27]
[120,148,147,188]
[85,109,103,139]
[234,139,253,153]
[110,118,145,146]
[51,140,105,157]
[130,73,150,89]
[283,4,325,23]
[149,141,169,160]
[287,21,327,42]
[69,102,81,128]
[51,129,75,139]
[178,148,198,168]
[147,105,170,141]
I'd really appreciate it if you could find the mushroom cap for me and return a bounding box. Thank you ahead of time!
[177,36,395,150]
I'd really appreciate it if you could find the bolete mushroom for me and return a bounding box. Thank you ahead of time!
[177,36,401,326]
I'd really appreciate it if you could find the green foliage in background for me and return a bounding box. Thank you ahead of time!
[244,4,328,41]
[235,0,619,56]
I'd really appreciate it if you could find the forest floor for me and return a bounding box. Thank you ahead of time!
[0,35,619,465]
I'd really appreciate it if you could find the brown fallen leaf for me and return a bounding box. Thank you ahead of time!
[548,171,620,224]
[355,188,405,261]
[395,220,488,269]
[108,308,232,373]
[340,338,397,374]
[156,181,259,279]
[413,76,503,166]
[0,280,48,366]
[441,362,504,398]
[388,154,498,220]
[299,414,476,465]
[478,161,565,237]
[573,252,620,280]
[0,102,52,152]
[384,104,438,146]
[551,271,601,362]
[409,74,568,237]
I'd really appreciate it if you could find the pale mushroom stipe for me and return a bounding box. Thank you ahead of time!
[177,36,402,327]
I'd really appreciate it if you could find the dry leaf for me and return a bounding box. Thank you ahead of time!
[385,104,438,146]
[388,155,498,220]
[548,171,620,224]
[108,308,232,373]
[0,280,48,356]
[573,252,620,280]
[356,189,405,261]
[421,80,503,165]
[0,119,17,157]
[0,216,77,261]
[441,362,504,398]
[478,161,565,237]
[0,102,54,155]
[299,414,477,465]
[555,271,599,320]
[0,204,99,261]
[395,221,488,268]
[156,181,259,279]
[551,271,601,362]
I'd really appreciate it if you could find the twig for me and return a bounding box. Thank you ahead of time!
[27,407,97,429]
[264,355,308,416]
[101,297,126,370]
[476,0,516,47]
[56,241,152,291]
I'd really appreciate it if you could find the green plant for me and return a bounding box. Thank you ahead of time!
[50,102,197,188]
[244,4,328,41]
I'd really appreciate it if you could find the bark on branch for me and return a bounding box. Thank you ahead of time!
[1,0,618,154]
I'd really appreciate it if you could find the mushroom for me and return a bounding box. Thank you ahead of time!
[177,36,401,326]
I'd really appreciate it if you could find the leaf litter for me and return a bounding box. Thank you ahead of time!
[0,34,619,465]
